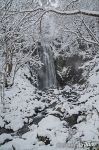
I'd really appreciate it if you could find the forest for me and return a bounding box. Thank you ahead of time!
[0,0,99,149]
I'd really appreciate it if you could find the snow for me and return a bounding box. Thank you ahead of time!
[0,36,99,150]
[38,115,62,130]
[0,138,34,150]
[49,0,59,8]
[1,54,99,150]
[5,116,24,131]
[0,133,13,144]
[1,0,99,149]
[38,0,59,8]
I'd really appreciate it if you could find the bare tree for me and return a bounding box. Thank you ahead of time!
[0,0,99,103]
[0,0,43,104]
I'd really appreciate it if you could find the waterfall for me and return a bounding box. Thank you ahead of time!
[38,42,57,90]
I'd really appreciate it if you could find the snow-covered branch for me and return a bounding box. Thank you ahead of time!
[1,7,44,14]
[3,8,99,17]
[62,29,99,46]
[46,9,99,17]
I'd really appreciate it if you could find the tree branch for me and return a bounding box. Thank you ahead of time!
[46,9,99,17]
[3,9,99,17]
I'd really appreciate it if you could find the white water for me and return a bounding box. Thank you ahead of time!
[38,44,57,90]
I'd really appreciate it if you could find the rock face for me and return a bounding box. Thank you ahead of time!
[38,42,57,90]
[36,41,85,89]
[55,54,85,86]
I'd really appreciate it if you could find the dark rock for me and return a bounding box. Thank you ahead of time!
[55,107,63,113]
[37,134,51,145]
[36,96,41,101]
[0,138,12,146]
[16,124,30,136]
[96,69,99,72]
[34,107,42,113]
[55,54,85,86]
[62,90,80,103]
[65,112,82,127]
[33,115,45,125]
[50,113,62,119]
[0,127,14,135]
[49,102,57,108]
[41,110,48,116]
[37,91,42,96]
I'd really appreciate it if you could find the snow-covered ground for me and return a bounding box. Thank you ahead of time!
[0,55,99,150]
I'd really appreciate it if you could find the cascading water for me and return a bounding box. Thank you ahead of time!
[38,42,57,90]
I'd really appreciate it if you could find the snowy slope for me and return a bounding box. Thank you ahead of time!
[0,55,99,150]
